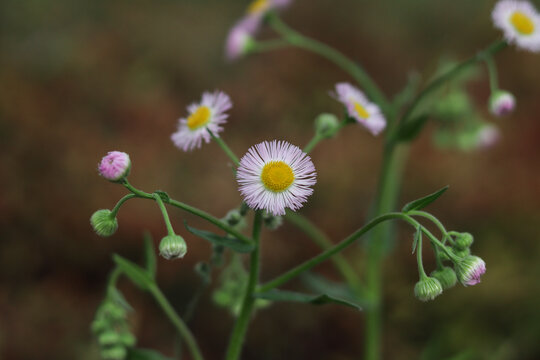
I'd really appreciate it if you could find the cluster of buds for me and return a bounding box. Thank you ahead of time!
[91,292,136,360]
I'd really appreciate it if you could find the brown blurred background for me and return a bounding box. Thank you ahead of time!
[1,0,540,359]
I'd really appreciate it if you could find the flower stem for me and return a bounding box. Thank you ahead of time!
[267,14,390,115]
[207,129,240,166]
[416,231,427,279]
[484,55,499,93]
[303,134,323,154]
[148,283,204,360]
[110,193,136,218]
[153,193,175,236]
[225,211,263,360]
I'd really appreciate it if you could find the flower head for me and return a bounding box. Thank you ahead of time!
[455,255,486,286]
[225,16,259,60]
[237,140,317,216]
[332,82,386,136]
[492,0,540,53]
[90,209,118,237]
[98,151,131,182]
[171,91,232,151]
[430,267,457,290]
[414,277,443,301]
[159,235,187,260]
[489,90,516,117]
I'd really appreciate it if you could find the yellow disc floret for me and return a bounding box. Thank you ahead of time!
[510,11,535,35]
[187,106,211,130]
[261,161,295,192]
[353,102,370,119]
[247,0,269,14]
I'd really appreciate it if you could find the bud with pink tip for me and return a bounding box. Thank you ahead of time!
[455,255,486,286]
[98,151,131,182]
[489,90,516,117]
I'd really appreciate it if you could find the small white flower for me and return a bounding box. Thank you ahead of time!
[171,91,232,151]
[237,140,317,216]
[332,82,387,136]
[492,0,540,53]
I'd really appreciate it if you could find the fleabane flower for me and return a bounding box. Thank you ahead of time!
[245,0,292,19]
[225,16,259,61]
[475,124,501,149]
[455,255,486,286]
[332,82,387,136]
[492,0,540,53]
[98,151,131,182]
[489,90,516,117]
[236,140,316,216]
[171,91,232,151]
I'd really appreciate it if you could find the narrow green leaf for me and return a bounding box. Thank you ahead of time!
[301,272,372,308]
[143,233,157,279]
[394,114,429,143]
[127,348,174,360]
[254,289,362,310]
[402,186,449,213]
[412,226,421,254]
[113,254,153,291]
[108,287,133,311]
[184,222,255,253]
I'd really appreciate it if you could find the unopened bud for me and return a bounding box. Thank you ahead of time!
[90,210,118,237]
[98,151,131,182]
[262,211,283,230]
[489,90,515,117]
[453,247,471,259]
[100,346,127,360]
[430,267,457,290]
[315,113,340,139]
[454,232,474,250]
[223,209,245,227]
[414,277,443,301]
[159,235,187,260]
[455,255,486,286]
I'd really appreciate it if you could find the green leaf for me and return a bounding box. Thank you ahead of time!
[301,272,373,308]
[113,254,153,291]
[394,114,429,143]
[127,348,174,360]
[412,226,421,254]
[108,287,133,311]
[402,186,449,213]
[254,289,362,310]
[143,233,157,279]
[184,222,255,253]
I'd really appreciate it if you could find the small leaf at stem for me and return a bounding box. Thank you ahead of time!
[127,348,174,360]
[184,222,255,253]
[412,226,422,254]
[394,114,429,143]
[301,272,372,308]
[143,233,157,279]
[113,254,153,291]
[154,190,170,203]
[402,186,449,213]
[254,289,362,310]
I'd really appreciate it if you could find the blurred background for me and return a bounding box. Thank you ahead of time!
[1,0,540,359]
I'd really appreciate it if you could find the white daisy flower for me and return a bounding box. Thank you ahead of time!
[492,0,540,53]
[236,140,317,216]
[332,82,387,136]
[171,91,232,151]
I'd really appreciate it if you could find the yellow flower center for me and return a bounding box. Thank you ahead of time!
[247,0,269,14]
[187,106,211,130]
[353,101,370,119]
[510,11,535,35]
[261,161,295,192]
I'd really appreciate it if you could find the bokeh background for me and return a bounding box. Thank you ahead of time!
[1,0,540,359]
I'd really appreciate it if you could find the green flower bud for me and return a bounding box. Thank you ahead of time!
[118,332,136,347]
[315,113,340,139]
[434,91,472,120]
[454,232,474,250]
[223,209,243,226]
[262,211,283,230]
[436,245,453,262]
[430,267,457,290]
[455,255,486,286]
[414,277,443,301]
[453,247,471,259]
[159,235,187,260]
[98,331,121,346]
[90,210,118,237]
[101,346,127,360]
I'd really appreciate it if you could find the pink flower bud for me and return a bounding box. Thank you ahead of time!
[98,151,131,182]
[489,90,516,117]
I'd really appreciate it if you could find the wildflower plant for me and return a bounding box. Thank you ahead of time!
[90,1,538,359]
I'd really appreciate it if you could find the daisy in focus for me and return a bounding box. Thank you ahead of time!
[332,82,387,136]
[236,140,316,216]
[171,91,232,151]
[492,0,540,53]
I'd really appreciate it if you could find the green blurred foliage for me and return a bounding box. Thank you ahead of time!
[1,0,540,359]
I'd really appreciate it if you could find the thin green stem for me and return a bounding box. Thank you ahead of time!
[484,55,499,94]
[207,129,240,166]
[225,211,263,360]
[148,284,204,360]
[267,14,390,115]
[303,134,323,154]
[121,180,254,246]
[154,193,175,236]
[250,38,290,53]
[408,210,450,242]
[416,231,427,279]
[110,193,136,218]
[257,212,414,294]
[284,211,365,297]
[106,267,122,295]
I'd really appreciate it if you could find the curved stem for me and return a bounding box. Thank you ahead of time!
[148,284,204,360]
[284,211,365,297]
[416,231,428,279]
[408,210,450,242]
[225,211,263,360]
[267,14,390,114]
[207,129,240,166]
[110,193,136,218]
[154,193,175,236]
[303,134,323,154]
[484,55,499,94]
